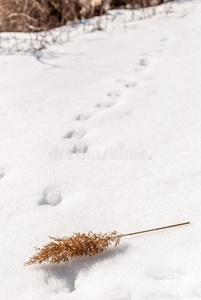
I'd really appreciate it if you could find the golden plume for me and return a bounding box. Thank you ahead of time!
[25,222,190,266]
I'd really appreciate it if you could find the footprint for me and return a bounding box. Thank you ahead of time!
[96,102,114,108]
[71,144,88,154]
[125,82,137,88]
[139,58,148,66]
[64,129,86,139]
[64,131,74,139]
[39,186,62,206]
[0,167,5,179]
[107,91,120,98]
[75,114,90,121]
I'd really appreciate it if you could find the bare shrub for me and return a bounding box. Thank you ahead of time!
[0,0,103,33]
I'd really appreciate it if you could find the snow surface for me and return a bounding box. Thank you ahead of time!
[0,1,201,299]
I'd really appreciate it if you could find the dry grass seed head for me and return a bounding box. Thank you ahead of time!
[25,231,121,266]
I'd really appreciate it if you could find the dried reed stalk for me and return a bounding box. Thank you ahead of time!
[25,222,190,266]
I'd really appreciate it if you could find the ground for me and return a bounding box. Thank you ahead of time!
[0,1,201,299]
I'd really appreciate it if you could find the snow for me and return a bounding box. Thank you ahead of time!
[0,0,201,299]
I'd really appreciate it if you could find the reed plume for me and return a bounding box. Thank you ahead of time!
[25,222,190,266]
[25,231,121,266]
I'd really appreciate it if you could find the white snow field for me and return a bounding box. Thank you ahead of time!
[0,1,201,299]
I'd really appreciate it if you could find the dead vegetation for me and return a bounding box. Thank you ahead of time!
[25,222,190,266]
[0,0,84,33]
[25,231,121,265]
[0,0,168,33]
[0,0,111,33]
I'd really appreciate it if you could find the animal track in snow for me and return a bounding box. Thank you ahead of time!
[75,113,90,121]
[71,144,88,154]
[107,91,120,98]
[39,186,62,207]
[139,58,149,66]
[0,167,5,179]
[64,129,86,139]
[125,82,137,88]
[96,101,114,108]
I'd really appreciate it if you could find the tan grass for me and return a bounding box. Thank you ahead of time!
[25,231,121,265]
[25,222,190,266]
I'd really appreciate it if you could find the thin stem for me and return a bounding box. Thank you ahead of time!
[119,222,190,238]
